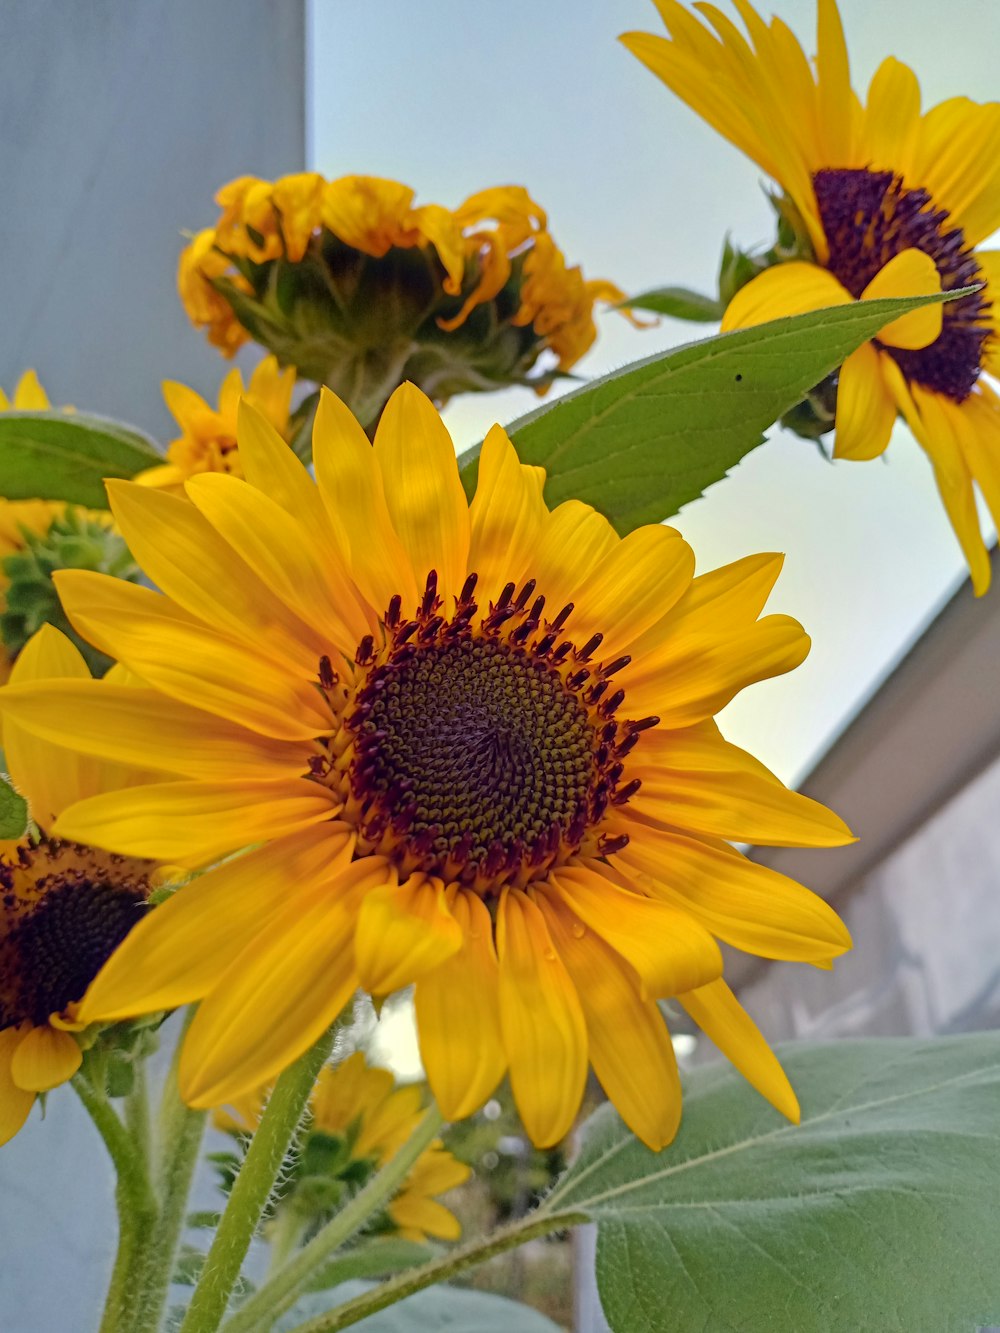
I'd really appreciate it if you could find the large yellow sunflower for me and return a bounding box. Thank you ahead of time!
[216,1052,470,1242]
[623,0,1000,592]
[0,627,167,1144]
[0,384,853,1150]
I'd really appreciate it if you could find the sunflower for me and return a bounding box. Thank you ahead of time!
[135,356,296,495]
[0,369,52,412]
[178,174,632,428]
[0,384,853,1150]
[216,1052,470,1242]
[0,626,168,1145]
[623,0,1000,592]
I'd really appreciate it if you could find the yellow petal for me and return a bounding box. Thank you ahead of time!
[312,388,418,616]
[832,343,897,461]
[10,1025,81,1091]
[55,571,332,740]
[815,0,855,165]
[388,1194,461,1241]
[180,858,386,1105]
[185,473,366,658]
[495,889,587,1148]
[355,874,462,996]
[528,500,617,617]
[536,888,681,1150]
[572,525,694,662]
[0,1031,35,1145]
[13,370,51,410]
[889,372,990,594]
[3,626,106,826]
[722,261,851,333]
[373,383,470,606]
[105,480,325,675]
[53,778,336,869]
[624,614,811,727]
[633,721,855,848]
[911,97,1000,247]
[680,978,799,1121]
[415,888,506,1120]
[0,679,308,782]
[864,57,921,174]
[547,864,722,998]
[77,826,354,1021]
[467,425,547,606]
[617,825,851,962]
[861,249,942,351]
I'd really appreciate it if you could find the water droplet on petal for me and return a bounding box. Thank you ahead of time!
[571,921,585,939]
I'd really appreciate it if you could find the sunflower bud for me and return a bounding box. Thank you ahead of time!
[178,174,631,429]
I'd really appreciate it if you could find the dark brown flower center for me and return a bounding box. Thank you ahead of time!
[0,840,151,1029]
[813,167,990,401]
[315,572,650,890]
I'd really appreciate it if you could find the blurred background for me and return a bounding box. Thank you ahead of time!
[2,1,999,1328]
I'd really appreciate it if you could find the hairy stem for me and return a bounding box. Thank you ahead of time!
[221,1105,445,1333]
[177,1028,336,1333]
[73,1072,157,1333]
[283,1208,588,1333]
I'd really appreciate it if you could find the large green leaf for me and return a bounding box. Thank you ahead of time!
[0,412,162,509]
[457,289,971,533]
[277,1280,563,1332]
[545,1035,1000,1333]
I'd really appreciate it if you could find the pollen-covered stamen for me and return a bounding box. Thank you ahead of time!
[0,840,152,1030]
[813,168,989,401]
[318,572,651,890]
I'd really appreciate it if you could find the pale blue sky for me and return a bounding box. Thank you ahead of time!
[308,0,1000,783]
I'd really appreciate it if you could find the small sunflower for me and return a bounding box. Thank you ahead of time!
[0,626,166,1145]
[216,1052,470,1242]
[178,174,632,428]
[136,356,296,495]
[623,0,1000,592]
[1,384,853,1150]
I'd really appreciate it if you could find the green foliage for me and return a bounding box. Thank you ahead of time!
[276,1280,564,1332]
[619,286,723,321]
[549,1035,1000,1333]
[0,506,141,674]
[458,289,971,534]
[0,412,161,508]
[304,1238,434,1295]
[0,773,29,840]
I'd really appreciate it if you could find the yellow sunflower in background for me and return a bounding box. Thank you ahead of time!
[135,356,296,495]
[178,174,633,428]
[0,626,170,1145]
[623,0,1000,592]
[216,1052,469,1242]
[0,369,52,412]
[1,384,853,1150]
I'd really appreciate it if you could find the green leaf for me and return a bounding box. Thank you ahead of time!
[547,1035,1000,1333]
[0,412,162,509]
[0,773,29,840]
[277,1281,563,1332]
[457,288,973,534]
[304,1238,434,1294]
[619,286,723,322]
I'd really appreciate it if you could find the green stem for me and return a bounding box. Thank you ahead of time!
[177,1028,337,1333]
[73,1072,157,1333]
[221,1105,445,1333]
[282,1208,588,1333]
[133,1016,208,1333]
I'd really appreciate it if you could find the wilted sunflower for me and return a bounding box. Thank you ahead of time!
[623,0,1000,592]
[216,1052,470,1242]
[136,356,296,495]
[0,626,166,1144]
[1,384,852,1150]
[178,174,632,428]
